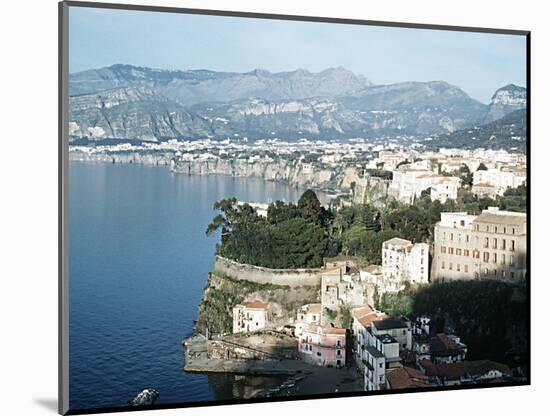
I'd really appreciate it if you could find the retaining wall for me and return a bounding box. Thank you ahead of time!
[214,256,322,287]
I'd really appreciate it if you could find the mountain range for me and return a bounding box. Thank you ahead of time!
[68,64,526,143]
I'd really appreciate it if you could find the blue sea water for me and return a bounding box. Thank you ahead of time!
[68,162,304,410]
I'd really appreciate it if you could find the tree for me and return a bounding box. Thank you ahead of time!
[270,217,328,268]
[267,200,300,224]
[298,189,323,225]
[477,162,488,171]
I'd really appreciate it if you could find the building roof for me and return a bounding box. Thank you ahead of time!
[383,237,413,248]
[473,211,526,226]
[302,303,322,314]
[430,333,466,356]
[243,300,269,310]
[373,317,409,331]
[352,304,387,327]
[365,345,385,359]
[387,367,431,389]
[421,360,511,380]
[377,333,398,344]
[472,182,496,188]
[303,323,346,336]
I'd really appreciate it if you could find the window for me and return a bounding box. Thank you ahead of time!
[492,253,497,264]
[457,263,461,272]
[464,265,469,273]
[510,255,515,266]
[464,249,470,257]
[511,271,515,279]
[460,220,465,226]
[484,237,489,248]
[474,250,480,259]
[493,269,497,276]
[441,261,445,270]
[486,225,490,232]
[502,239,507,250]
[483,252,489,263]
[441,246,446,254]
[495,226,498,233]
[449,247,454,255]
[484,268,489,275]
[502,271,506,278]
[501,254,506,265]
[456,248,462,256]
[493,238,498,249]
[511,240,515,252]
[443,232,446,240]
[450,233,454,241]
[466,235,470,243]
[449,262,453,270]
[512,228,516,235]
[379,363,383,369]
[476,224,480,231]
[504,227,507,234]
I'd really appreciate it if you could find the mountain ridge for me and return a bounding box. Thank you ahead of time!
[68,64,526,143]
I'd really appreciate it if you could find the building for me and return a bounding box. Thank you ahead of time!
[298,324,346,367]
[351,305,387,366]
[389,168,459,204]
[386,366,432,390]
[432,207,527,282]
[473,167,526,196]
[382,238,429,289]
[429,333,468,364]
[232,300,269,334]
[419,359,512,386]
[321,261,368,316]
[295,303,322,336]
[471,182,497,199]
[356,316,413,391]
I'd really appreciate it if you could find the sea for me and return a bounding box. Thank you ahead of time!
[68,162,310,410]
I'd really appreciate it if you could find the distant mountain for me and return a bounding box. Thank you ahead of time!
[483,84,526,123]
[69,64,372,105]
[428,108,527,151]
[68,65,524,142]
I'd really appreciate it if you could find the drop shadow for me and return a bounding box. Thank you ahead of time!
[34,398,58,413]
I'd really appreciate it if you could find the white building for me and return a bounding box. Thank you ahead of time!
[382,238,429,289]
[360,316,412,391]
[232,300,269,334]
[432,207,527,282]
[389,168,459,204]
[473,168,526,196]
[295,303,322,336]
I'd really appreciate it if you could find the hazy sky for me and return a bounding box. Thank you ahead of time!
[69,6,527,103]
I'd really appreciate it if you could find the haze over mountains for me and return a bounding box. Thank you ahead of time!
[68,64,526,143]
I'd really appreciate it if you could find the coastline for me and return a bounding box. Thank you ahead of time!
[68,153,339,204]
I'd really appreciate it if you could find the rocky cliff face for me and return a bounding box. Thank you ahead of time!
[483,84,527,123]
[68,64,513,141]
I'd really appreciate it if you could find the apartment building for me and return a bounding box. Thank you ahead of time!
[432,207,527,282]
[382,238,429,289]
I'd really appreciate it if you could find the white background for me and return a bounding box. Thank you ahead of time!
[1,0,548,415]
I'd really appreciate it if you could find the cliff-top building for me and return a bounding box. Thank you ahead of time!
[432,207,527,282]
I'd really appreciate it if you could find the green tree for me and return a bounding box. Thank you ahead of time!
[298,189,323,225]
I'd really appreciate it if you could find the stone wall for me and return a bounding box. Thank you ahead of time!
[214,256,322,288]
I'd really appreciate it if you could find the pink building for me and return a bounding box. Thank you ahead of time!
[298,324,346,367]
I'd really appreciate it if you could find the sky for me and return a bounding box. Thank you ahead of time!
[69,6,527,103]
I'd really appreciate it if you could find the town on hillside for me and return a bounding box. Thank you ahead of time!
[184,145,528,397]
